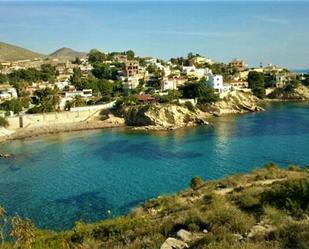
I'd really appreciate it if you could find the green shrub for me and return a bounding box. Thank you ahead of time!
[275,221,309,249]
[262,179,309,218]
[287,164,302,172]
[190,176,203,190]
[204,196,256,234]
[0,117,8,127]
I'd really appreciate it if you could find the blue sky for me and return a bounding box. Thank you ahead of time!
[0,1,309,68]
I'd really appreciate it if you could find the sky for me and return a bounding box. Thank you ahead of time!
[0,1,309,69]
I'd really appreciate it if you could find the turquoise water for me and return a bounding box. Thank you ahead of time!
[0,102,309,230]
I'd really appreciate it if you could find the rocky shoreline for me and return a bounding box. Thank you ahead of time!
[0,90,266,142]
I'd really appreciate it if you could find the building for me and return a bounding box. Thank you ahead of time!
[63,89,93,98]
[190,56,214,66]
[228,59,247,71]
[135,94,156,104]
[208,74,230,93]
[125,61,139,77]
[0,87,18,100]
[161,77,177,91]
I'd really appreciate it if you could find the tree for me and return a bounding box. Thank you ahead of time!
[0,99,24,114]
[40,64,57,83]
[0,117,9,128]
[88,49,106,64]
[179,78,219,104]
[248,71,265,98]
[72,57,82,65]
[126,50,135,60]
[0,73,7,84]
[70,68,83,88]
[72,95,86,107]
[98,79,113,97]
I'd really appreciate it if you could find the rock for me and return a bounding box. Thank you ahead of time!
[160,238,188,249]
[203,229,208,233]
[247,224,276,239]
[124,104,208,130]
[233,233,244,241]
[206,90,265,115]
[176,229,192,242]
[0,153,11,158]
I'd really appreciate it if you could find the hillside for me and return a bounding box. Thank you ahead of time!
[1,163,309,248]
[49,47,87,60]
[0,42,44,62]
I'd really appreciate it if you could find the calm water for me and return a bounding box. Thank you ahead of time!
[0,102,309,230]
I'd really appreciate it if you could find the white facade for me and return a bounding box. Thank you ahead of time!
[0,88,18,100]
[123,76,140,89]
[161,78,177,91]
[208,74,230,93]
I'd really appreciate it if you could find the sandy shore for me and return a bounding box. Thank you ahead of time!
[1,120,126,142]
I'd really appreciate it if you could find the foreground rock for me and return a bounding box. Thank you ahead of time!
[0,153,11,158]
[176,229,193,242]
[203,90,264,115]
[124,104,208,130]
[160,238,188,249]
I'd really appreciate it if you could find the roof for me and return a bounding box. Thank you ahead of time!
[135,94,155,102]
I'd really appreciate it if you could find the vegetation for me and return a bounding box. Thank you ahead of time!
[0,99,26,114]
[27,88,60,113]
[0,117,9,127]
[179,77,219,104]
[248,71,265,99]
[1,164,309,249]
[268,78,302,99]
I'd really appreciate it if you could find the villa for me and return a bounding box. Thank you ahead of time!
[208,74,231,94]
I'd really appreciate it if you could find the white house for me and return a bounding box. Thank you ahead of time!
[208,74,230,93]
[0,87,18,100]
[161,77,177,91]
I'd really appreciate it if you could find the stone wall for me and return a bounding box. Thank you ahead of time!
[6,102,115,129]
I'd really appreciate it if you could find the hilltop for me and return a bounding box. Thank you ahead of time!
[49,47,87,60]
[0,42,44,62]
[0,42,87,62]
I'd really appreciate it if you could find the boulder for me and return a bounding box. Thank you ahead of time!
[176,229,192,242]
[247,224,275,239]
[160,238,188,249]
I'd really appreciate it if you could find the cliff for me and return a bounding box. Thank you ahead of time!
[124,104,208,130]
[268,85,309,100]
[203,90,264,116]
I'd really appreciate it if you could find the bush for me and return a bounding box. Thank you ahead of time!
[204,196,255,234]
[190,176,203,190]
[184,101,195,112]
[262,179,309,218]
[275,221,309,249]
[0,117,9,127]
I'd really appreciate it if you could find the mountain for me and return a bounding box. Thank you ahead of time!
[0,42,45,62]
[49,47,87,60]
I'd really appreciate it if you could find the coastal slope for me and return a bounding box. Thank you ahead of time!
[2,164,308,249]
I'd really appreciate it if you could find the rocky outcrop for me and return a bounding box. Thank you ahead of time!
[124,104,208,130]
[0,153,11,158]
[203,90,264,116]
[268,85,309,100]
[160,238,188,249]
